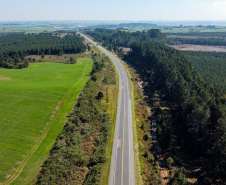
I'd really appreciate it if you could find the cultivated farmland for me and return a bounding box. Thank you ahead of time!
[0,59,93,184]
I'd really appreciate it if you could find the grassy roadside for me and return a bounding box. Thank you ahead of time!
[96,44,142,184]
[82,38,119,185]
[100,46,159,184]
[97,43,143,185]
[122,62,165,185]
[120,60,143,185]
[99,54,119,185]
[96,41,143,184]
[26,53,91,64]
[35,54,117,184]
[81,34,142,184]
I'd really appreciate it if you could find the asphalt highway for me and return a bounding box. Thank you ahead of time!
[78,33,135,185]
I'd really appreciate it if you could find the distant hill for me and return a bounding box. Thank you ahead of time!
[83,22,158,30]
[118,23,158,28]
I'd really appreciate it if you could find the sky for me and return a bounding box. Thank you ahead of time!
[0,0,226,21]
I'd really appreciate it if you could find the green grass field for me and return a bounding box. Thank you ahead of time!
[0,59,93,184]
[162,27,226,33]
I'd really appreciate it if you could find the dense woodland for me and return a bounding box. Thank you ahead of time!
[84,28,166,56]
[182,51,226,92]
[85,28,226,182]
[0,31,25,36]
[127,42,226,183]
[85,29,226,50]
[0,33,86,69]
[36,55,117,185]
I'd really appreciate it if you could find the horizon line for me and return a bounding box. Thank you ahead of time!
[0,20,226,22]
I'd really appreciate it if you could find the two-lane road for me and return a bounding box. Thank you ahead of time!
[79,33,135,185]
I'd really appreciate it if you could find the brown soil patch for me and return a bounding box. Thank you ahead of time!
[16,161,21,165]
[26,53,91,64]
[10,167,16,172]
[55,106,59,110]
[0,76,10,80]
[73,166,89,185]
[168,44,226,52]
[187,178,198,184]
[161,168,169,184]
[81,133,99,156]
[119,46,131,52]
[5,174,11,179]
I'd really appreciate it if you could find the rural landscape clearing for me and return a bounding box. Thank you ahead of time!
[1,0,226,184]
[0,59,93,184]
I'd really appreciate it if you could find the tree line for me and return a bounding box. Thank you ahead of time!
[127,42,226,183]
[0,31,25,36]
[85,28,226,183]
[84,28,166,49]
[0,33,86,69]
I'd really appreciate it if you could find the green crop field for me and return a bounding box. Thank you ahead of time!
[0,59,93,185]
[162,27,226,33]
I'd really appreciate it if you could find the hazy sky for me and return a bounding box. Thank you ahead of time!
[0,0,226,21]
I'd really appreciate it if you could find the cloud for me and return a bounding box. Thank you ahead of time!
[188,0,192,4]
[213,0,226,7]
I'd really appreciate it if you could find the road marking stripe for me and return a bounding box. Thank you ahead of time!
[121,79,126,185]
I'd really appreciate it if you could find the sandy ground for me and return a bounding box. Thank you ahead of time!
[168,44,226,52]
[119,46,131,52]
[0,76,10,80]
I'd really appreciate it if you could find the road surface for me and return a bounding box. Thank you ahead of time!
[79,32,135,185]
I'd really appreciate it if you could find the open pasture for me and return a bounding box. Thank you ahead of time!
[0,59,93,184]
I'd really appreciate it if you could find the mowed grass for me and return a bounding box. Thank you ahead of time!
[0,59,93,184]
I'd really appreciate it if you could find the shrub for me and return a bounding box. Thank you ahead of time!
[144,133,151,141]
[148,154,155,164]
[172,169,187,185]
[91,75,97,82]
[166,157,174,168]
